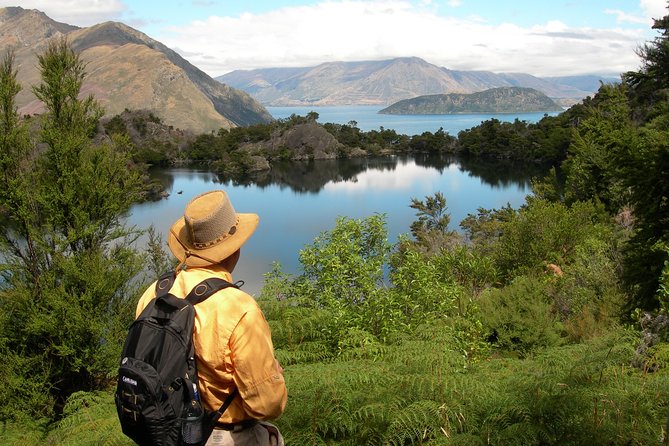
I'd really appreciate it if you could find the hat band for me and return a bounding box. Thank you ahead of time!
[191,220,238,249]
[170,227,224,269]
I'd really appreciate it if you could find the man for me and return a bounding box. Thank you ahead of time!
[135,190,288,446]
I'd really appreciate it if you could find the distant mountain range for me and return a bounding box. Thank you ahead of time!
[1,6,620,132]
[218,57,619,107]
[0,7,272,133]
[379,87,564,115]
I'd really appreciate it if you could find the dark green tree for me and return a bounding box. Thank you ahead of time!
[618,10,669,310]
[0,38,144,419]
[561,83,634,211]
[623,9,669,122]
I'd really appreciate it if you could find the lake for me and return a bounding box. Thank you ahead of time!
[129,106,556,295]
[267,105,561,136]
[128,154,546,297]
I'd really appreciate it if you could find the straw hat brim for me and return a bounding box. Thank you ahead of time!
[168,212,259,267]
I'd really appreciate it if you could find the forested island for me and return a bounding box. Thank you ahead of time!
[379,86,564,114]
[1,13,669,446]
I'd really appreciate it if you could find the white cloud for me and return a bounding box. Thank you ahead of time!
[640,0,669,20]
[0,0,126,26]
[3,0,659,78]
[155,0,647,77]
[607,0,669,25]
[323,160,441,192]
[605,8,651,25]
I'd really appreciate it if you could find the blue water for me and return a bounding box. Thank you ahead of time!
[129,158,533,296]
[267,105,559,136]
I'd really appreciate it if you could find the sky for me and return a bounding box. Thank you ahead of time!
[3,0,668,78]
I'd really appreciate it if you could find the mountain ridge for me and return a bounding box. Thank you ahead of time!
[218,57,618,107]
[0,7,272,133]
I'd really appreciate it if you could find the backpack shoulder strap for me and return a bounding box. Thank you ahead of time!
[154,270,176,298]
[184,277,240,418]
[185,277,240,306]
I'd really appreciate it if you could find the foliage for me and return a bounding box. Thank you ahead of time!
[492,198,610,282]
[659,243,669,314]
[144,225,175,277]
[0,39,144,419]
[550,12,669,311]
[272,325,668,446]
[479,275,563,356]
[460,204,516,256]
[561,83,635,211]
[289,215,394,347]
[409,191,453,244]
[295,214,390,308]
[623,13,669,123]
[103,114,128,137]
[44,392,133,445]
[407,127,456,153]
[619,122,669,310]
[3,326,668,446]
[389,246,492,360]
[456,113,573,163]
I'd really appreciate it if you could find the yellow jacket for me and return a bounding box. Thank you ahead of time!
[136,265,287,423]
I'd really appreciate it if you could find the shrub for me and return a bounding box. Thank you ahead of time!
[478,275,563,356]
[494,198,609,282]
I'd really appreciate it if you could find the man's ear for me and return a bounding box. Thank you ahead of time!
[220,249,241,272]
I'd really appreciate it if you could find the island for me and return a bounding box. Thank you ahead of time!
[378,87,564,115]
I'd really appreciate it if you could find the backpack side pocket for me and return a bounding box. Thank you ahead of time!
[116,357,182,445]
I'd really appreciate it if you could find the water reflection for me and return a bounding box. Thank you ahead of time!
[133,155,547,296]
[455,156,550,189]
[214,154,543,193]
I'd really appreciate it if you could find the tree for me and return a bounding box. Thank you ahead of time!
[0,49,40,277]
[617,10,669,310]
[561,83,634,212]
[0,38,144,419]
[623,10,669,123]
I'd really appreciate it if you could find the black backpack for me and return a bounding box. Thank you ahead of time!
[115,271,240,446]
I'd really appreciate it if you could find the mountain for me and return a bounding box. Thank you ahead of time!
[0,7,272,133]
[379,87,564,115]
[218,57,617,107]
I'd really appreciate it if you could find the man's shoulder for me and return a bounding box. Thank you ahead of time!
[192,275,260,314]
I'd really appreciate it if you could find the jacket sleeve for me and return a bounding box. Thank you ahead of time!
[229,307,287,420]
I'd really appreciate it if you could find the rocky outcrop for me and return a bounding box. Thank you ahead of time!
[240,122,344,161]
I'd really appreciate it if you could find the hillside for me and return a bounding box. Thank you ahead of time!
[0,7,272,133]
[218,57,613,106]
[379,87,564,115]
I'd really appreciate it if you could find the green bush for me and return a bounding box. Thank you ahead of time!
[478,275,563,356]
[493,198,609,282]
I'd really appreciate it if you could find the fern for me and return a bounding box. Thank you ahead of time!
[275,340,333,366]
[383,400,447,445]
[9,328,667,445]
[0,419,48,446]
[44,391,133,446]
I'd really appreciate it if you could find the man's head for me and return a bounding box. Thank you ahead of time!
[168,190,258,267]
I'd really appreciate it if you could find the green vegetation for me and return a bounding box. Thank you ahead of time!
[0,38,145,421]
[378,87,564,115]
[2,13,669,446]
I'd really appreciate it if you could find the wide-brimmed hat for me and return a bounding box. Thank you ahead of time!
[168,190,259,267]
